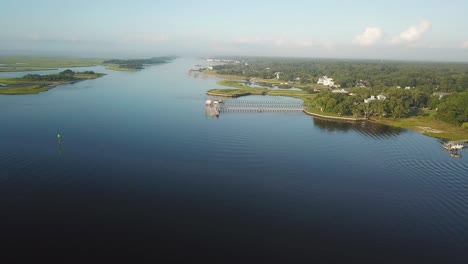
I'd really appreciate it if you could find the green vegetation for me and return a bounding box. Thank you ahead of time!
[212,57,468,93]
[205,57,468,140]
[373,113,468,140]
[103,56,177,71]
[0,69,105,95]
[0,56,103,72]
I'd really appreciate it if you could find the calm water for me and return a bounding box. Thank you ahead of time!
[0,58,467,263]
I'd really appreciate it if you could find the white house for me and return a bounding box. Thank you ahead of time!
[365,95,386,103]
[433,92,450,99]
[364,96,376,103]
[317,76,335,87]
[274,72,281,79]
[332,89,347,94]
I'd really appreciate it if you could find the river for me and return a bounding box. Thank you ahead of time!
[0,58,467,262]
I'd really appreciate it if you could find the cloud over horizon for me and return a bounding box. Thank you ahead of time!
[463,41,468,49]
[392,20,432,44]
[352,27,384,46]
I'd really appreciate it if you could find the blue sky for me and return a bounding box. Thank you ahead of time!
[1,0,468,61]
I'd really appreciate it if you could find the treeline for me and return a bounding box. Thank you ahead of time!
[103,56,177,69]
[22,69,96,81]
[312,84,467,125]
[313,88,429,118]
[213,57,468,93]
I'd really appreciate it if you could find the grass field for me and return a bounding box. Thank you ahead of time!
[0,56,104,72]
[371,114,468,140]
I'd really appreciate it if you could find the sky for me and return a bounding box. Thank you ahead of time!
[1,0,468,61]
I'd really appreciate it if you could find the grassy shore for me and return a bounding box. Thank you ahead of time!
[205,71,468,141]
[370,115,468,140]
[0,73,105,95]
[0,57,103,72]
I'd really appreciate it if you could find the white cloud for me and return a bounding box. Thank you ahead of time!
[392,20,432,44]
[462,41,468,49]
[352,27,384,46]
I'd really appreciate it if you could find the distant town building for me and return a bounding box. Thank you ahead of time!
[355,80,368,88]
[274,72,281,79]
[317,76,335,87]
[364,94,386,103]
[433,92,451,99]
[332,89,348,94]
[376,94,387,100]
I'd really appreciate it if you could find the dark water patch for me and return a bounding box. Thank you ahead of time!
[0,58,467,262]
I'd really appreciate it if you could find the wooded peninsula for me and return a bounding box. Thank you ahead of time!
[205,57,468,140]
[102,56,177,71]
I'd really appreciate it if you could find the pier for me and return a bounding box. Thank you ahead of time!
[443,140,468,158]
[220,99,304,112]
[443,140,468,150]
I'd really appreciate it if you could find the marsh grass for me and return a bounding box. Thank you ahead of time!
[0,57,103,72]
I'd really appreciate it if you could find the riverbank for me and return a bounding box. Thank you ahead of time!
[205,70,468,140]
[303,109,367,121]
[0,72,105,95]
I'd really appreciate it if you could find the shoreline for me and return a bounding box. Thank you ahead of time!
[204,70,468,141]
[302,109,367,121]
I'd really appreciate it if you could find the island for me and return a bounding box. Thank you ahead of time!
[103,56,177,71]
[0,69,105,95]
[204,57,468,140]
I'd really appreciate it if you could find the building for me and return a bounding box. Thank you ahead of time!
[364,96,376,103]
[274,72,281,79]
[317,76,335,87]
[332,89,348,94]
[355,80,368,88]
[364,95,386,103]
[433,92,450,99]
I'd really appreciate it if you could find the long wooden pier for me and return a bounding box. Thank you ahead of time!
[219,99,304,112]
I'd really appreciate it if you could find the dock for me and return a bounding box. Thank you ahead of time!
[443,140,468,150]
[443,140,467,158]
[220,99,304,112]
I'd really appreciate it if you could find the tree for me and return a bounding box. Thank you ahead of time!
[392,105,407,118]
[326,98,337,112]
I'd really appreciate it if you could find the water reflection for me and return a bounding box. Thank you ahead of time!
[57,141,63,157]
[205,106,220,119]
[312,117,405,138]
